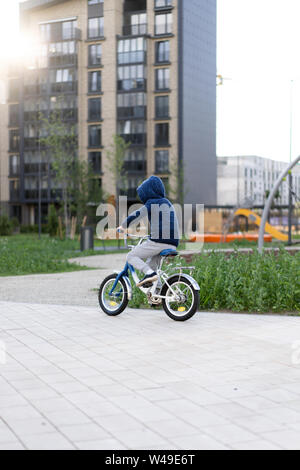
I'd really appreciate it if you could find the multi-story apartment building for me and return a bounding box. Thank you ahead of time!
[6,0,217,224]
[0,61,9,215]
[218,155,300,207]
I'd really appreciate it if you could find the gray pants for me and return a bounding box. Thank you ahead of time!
[127,239,176,275]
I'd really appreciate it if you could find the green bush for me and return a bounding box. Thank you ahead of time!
[192,250,300,313]
[47,205,59,237]
[129,250,300,313]
[0,215,12,236]
[11,217,19,229]
[20,224,48,234]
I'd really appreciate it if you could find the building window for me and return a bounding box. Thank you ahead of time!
[40,23,51,42]
[9,155,20,176]
[88,125,102,147]
[156,41,170,63]
[10,180,20,202]
[88,152,102,174]
[9,130,20,152]
[155,150,169,174]
[9,104,19,127]
[88,0,103,4]
[124,149,146,173]
[155,13,172,35]
[121,177,141,199]
[62,21,76,40]
[118,65,146,91]
[40,20,77,42]
[49,68,77,93]
[125,13,147,36]
[88,44,102,66]
[118,38,146,65]
[117,120,146,145]
[88,71,102,93]
[9,79,20,101]
[117,92,147,119]
[88,98,102,121]
[155,123,169,146]
[155,68,170,90]
[48,41,77,67]
[155,95,169,118]
[88,17,104,39]
[155,0,172,7]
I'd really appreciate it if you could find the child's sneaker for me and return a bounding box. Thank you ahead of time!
[137,272,158,287]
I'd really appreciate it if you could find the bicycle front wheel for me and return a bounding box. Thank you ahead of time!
[99,274,129,316]
[162,275,199,322]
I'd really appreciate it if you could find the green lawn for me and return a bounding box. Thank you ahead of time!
[0,235,89,276]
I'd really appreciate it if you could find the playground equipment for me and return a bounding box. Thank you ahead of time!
[234,209,288,242]
[190,233,272,243]
[258,155,300,253]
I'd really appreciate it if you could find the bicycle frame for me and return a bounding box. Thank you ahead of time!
[109,233,199,302]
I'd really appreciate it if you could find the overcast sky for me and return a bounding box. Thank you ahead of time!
[1,0,300,163]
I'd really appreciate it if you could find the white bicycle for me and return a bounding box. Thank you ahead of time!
[98,234,200,322]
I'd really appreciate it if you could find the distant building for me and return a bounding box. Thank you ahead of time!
[3,0,217,225]
[217,155,300,207]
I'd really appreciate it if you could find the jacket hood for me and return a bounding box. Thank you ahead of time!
[137,176,166,203]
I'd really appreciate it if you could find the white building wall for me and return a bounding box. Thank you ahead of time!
[218,155,300,207]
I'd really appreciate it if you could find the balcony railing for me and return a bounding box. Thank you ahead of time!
[124,160,147,173]
[24,163,48,174]
[24,189,48,200]
[120,133,147,145]
[117,106,147,119]
[122,24,147,36]
[41,27,82,43]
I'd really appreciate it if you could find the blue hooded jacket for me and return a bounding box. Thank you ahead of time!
[122,176,180,247]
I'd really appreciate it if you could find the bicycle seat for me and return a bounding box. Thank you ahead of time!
[160,249,179,257]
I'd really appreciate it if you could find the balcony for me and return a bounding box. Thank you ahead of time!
[24,189,48,201]
[124,160,146,173]
[10,185,20,202]
[24,163,48,174]
[122,24,147,36]
[41,27,82,43]
[120,133,147,145]
[117,106,147,119]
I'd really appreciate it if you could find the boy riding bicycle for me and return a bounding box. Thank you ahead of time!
[118,176,180,287]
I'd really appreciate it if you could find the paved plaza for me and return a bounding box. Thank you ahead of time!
[1,299,300,450]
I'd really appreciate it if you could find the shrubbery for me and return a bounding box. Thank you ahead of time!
[20,224,48,234]
[0,215,12,236]
[129,250,300,313]
[47,205,59,237]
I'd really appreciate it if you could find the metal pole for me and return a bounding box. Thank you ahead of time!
[288,172,293,246]
[38,130,41,240]
[290,80,294,164]
[258,155,300,253]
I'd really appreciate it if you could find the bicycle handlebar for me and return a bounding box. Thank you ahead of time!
[117,230,149,249]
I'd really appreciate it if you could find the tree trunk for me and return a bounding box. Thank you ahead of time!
[63,186,70,239]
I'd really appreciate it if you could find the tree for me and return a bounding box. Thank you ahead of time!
[40,108,77,238]
[106,135,131,199]
[169,159,186,205]
[47,205,59,237]
[72,159,105,226]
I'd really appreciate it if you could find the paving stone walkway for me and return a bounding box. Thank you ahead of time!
[1,300,300,450]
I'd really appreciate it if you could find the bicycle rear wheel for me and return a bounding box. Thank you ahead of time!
[99,274,129,316]
[161,275,199,322]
